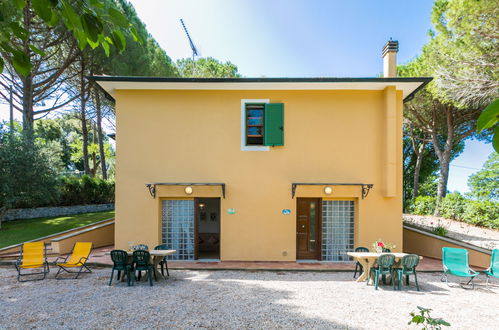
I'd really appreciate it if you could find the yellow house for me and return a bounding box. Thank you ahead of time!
[91,40,430,262]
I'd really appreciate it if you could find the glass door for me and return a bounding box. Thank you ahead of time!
[162,199,195,260]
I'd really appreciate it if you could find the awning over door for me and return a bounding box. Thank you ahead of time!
[291,183,373,199]
[145,182,225,199]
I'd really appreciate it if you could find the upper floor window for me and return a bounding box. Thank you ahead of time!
[240,99,284,151]
[246,103,265,145]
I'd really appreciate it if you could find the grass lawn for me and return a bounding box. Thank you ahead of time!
[0,210,115,249]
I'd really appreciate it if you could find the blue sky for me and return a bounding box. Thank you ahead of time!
[0,1,494,192]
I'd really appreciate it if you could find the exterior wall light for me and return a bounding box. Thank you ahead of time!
[324,186,333,195]
[185,186,193,195]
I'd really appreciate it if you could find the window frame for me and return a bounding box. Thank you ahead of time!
[240,99,270,151]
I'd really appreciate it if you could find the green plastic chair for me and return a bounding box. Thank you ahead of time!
[483,248,499,285]
[369,254,396,290]
[132,250,155,286]
[353,247,369,278]
[394,254,420,291]
[441,247,478,289]
[109,250,131,286]
[154,244,170,277]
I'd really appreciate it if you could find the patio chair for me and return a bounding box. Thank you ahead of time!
[353,246,369,278]
[132,250,155,286]
[15,242,50,282]
[393,254,420,291]
[483,248,499,285]
[369,254,396,290]
[154,244,170,277]
[54,242,93,279]
[441,247,478,289]
[109,250,132,286]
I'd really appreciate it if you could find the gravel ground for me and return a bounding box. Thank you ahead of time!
[404,214,499,250]
[0,267,498,329]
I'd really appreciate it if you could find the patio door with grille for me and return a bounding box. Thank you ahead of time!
[162,200,195,260]
[321,200,354,262]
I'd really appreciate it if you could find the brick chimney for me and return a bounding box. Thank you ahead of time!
[382,39,399,77]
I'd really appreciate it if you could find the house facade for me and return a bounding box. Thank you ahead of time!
[92,41,430,262]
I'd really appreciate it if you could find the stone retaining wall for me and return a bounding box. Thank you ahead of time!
[4,204,114,221]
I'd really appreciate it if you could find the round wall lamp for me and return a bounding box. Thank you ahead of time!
[324,186,333,195]
[184,186,193,195]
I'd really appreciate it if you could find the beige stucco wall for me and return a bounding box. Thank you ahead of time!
[403,227,490,269]
[114,88,404,261]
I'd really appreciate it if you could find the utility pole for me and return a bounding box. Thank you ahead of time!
[180,19,199,74]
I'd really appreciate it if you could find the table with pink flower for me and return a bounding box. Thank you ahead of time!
[347,239,423,283]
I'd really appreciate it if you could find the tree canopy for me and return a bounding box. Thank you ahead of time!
[468,152,499,200]
[0,0,142,77]
[176,57,240,78]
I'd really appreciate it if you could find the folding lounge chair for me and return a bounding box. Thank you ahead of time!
[483,248,499,285]
[441,247,478,289]
[15,242,50,282]
[55,242,93,279]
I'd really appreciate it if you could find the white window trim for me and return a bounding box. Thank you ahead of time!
[241,99,270,151]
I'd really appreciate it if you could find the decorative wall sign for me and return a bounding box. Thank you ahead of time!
[227,208,236,215]
[282,209,291,215]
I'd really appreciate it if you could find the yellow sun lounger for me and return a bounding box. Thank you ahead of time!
[15,242,50,282]
[55,242,93,279]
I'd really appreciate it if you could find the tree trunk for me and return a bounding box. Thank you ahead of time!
[413,142,426,199]
[94,90,108,179]
[431,106,455,216]
[0,206,6,230]
[21,2,34,135]
[91,152,97,177]
[80,58,90,175]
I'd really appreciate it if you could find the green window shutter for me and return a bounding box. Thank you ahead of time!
[264,103,284,146]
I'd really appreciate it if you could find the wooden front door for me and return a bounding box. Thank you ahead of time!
[296,198,321,260]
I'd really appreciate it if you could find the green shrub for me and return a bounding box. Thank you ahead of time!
[0,132,59,210]
[439,192,468,220]
[58,175,114,206]
[463,200,499,229]
[432,226,448,236]
[411,196,436,215]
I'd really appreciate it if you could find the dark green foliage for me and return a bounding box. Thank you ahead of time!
[0,0,141,76]
[0,129,59,215]
[59,176,115,206]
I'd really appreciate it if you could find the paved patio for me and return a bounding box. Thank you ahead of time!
[60,245,447,271]
[0,266,497,329]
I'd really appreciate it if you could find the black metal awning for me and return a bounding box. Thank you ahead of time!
[291,183,373,199]
[145,182,225,199]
